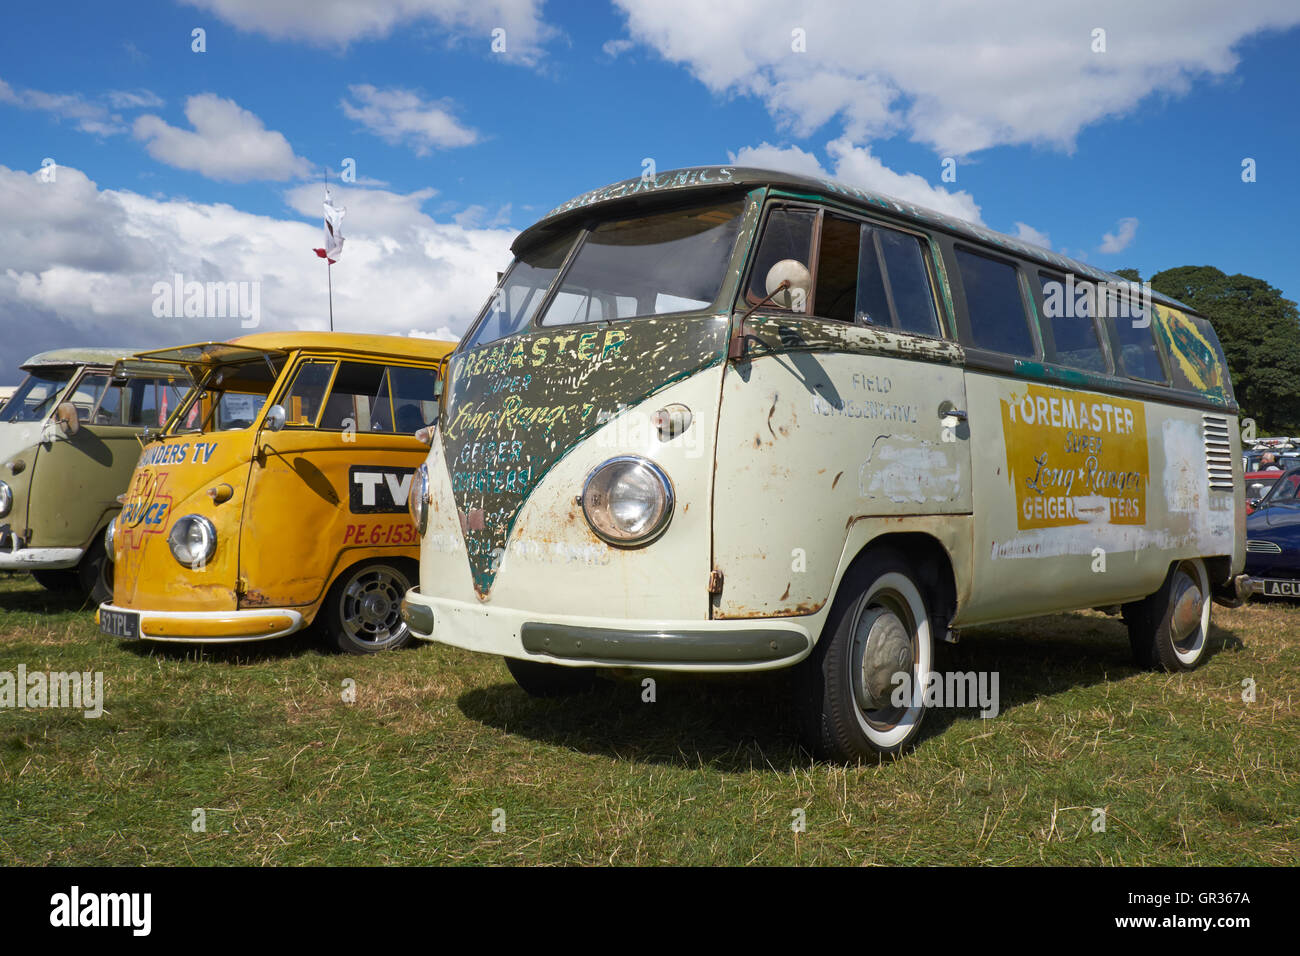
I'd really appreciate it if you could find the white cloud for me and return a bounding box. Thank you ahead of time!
[614,0,1300,155]
[730,138,983,224]
[182,0,554,64]
[133,94,313,182]
[0,164,514,381]
[340,85,479,154]
[1099,217,1139,253]
[1012,222,1051,250]
[602,38,635,59]
[0,78,162,136]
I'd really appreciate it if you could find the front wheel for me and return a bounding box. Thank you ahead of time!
[799,548,934,761]
[1123,558,1211,672]
[323,561,415,654]
[77,536,113,606]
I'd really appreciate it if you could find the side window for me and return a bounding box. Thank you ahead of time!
[861,225,941,337]
[1038,273,1107,372]
[955,247,1035,357]
[124,377,187,428]
[746,207,816,311]
[1106,290,1166,383]
[94,382,125,425]
[812,214,860,322]
[320,362,388,431]
[281,360,336,427]
[386,365,440,433]
[71,373,110,422]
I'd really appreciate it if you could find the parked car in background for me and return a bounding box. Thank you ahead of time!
[1244,466,1300,599]
[0,348,187,601]
[98,332,456,653]
[1245,471,1282,513]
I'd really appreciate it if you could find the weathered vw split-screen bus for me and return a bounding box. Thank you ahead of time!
[401,166,1244,760]
[98,332,455,653]
[1,348,187,603]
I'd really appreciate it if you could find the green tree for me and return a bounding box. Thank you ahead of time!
[1149,265,1300,433]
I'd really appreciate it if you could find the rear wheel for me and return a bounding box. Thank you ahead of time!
[505,657,600,698]
[32,570,78,592]
[1123,558,1211,672]
[799,548,933,761]
[76,536,113,606]
[323,561,414,654]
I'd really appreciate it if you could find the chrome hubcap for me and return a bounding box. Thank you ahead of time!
[1170,569,1204,645]
[341,568,407,644]
[851,604,915,713]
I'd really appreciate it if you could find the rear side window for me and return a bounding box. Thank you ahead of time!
[1038,273,1107,372]
[385,365,440,433]
[956,248,1035,357]
[1106,291,1166,383]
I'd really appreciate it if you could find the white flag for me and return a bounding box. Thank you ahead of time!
[313,186,345,263]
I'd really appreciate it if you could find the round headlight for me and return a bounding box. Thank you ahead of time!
[580,456,674,546]
[104,519,116,562]
[0,481,10,519]
[168,515,217,568]
[409,463,430,535]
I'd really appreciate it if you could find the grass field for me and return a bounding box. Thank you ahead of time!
[0,571,1296,866]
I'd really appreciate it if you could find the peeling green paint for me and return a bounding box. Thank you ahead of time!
[440,316,728,596]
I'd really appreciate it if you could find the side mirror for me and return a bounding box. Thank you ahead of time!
[765,259,812,312]
[54,402,80,436]
[1247,498,1262,511]
[264,404,286,433]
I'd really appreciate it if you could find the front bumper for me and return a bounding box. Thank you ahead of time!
[1244,576,1300,599]
[0,545,84,570]
[96,602,305,643]
[399,586,814,672]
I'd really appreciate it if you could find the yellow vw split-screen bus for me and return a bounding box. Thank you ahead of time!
[401,166,1244,760]
[98,332,455,653]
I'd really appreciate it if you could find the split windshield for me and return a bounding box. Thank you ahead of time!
[1,368,75,423]
[166,357,284,435]
[462,198,746,350]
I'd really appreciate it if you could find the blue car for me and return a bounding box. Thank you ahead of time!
[1246,466,1300,599]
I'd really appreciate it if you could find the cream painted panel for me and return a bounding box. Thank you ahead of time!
[711,348,971,619]
[959,371,1238,626]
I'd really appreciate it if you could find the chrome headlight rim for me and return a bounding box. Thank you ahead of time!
[580,455,675,548]
[0,480,10,519]
[410,463,430,535]
[167,514,217,568]
[104,518,116,562]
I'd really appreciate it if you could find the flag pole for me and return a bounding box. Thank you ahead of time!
[327,258,334,332]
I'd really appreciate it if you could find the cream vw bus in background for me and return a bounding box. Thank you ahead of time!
[401,167,1243,760]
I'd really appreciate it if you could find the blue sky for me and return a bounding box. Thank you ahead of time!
[0,1,1297,381]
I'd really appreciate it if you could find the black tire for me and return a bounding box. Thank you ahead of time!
[1123,558,1211,672]
[505,657,600,698]
[798,547,934,761]
[322,561,414,654]
[77,536,113,606]
[32,570,79,592]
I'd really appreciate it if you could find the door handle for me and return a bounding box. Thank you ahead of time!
[939,405,968,422]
